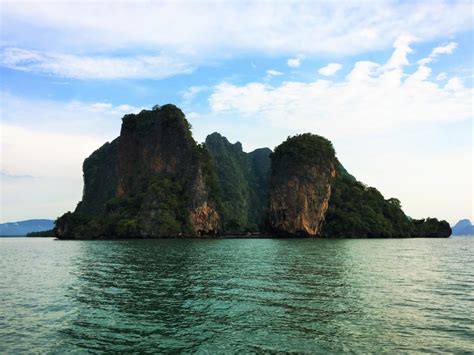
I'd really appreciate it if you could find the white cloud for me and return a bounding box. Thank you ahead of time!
[318,63,342,76]
[181,86,207,104]
[209,36,472,139]
[1,47,194,79]
[431,42,458,56]
[266,69,283,77]
[417,41,458,66]
[2,1,472,58]
[287,56,303,68]
[444,77,464,91]
[386,34,416,68]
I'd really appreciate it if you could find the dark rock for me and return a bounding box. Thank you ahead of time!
[205,132,271,232]
[411,218,452,238]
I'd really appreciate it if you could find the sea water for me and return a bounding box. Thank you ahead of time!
[0,237,472,352]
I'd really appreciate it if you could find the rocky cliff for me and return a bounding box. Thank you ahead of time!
[54,104,451,239]
[205,133,271,232]
[56,105,221,239]
[75,139,119,215]
[268,134,336,236]
[266,134,450,238]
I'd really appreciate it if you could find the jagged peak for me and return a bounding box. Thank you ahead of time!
[206,132,228,142]
[205,132,243,150]
[249,147,272,155]
[120,103,191,136]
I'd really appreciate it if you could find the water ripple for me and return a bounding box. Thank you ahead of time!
[1,237,473,353]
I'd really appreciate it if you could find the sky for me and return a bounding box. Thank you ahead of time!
[0,0,473,225]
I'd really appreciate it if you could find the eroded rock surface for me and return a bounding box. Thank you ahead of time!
[268,134,336,236]
[56,105,220,239]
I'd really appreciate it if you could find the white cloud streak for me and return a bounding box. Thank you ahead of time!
[418,41,458,65]
[431,42,458,56]
[181,86,208,105]
[1,48,194,80]
[266,69,283,77]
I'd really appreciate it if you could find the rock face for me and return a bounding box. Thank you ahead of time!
[205,132,271,232]
[56,105,220,239]
[75,139,119,215]
[117,106,194,196]
[268,134,336,236]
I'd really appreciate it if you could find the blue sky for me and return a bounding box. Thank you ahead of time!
[1,0,472,224]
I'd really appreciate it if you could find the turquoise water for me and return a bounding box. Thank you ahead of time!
[0,237,473,353]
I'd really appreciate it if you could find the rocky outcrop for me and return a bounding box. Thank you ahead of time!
[56,104,221,239]
[117,105,196,196]
[54,104,451,239]
[75,139,118,215]
[412,218,452,238]
[205,133,271,232]
[190,202,220,235]
[268,134,336,236]
[188,165,221,234]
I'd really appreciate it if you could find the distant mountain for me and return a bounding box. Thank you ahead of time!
[452,219,474,236]
[0,219,55,236]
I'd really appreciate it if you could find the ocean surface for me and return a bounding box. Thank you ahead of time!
[0,237,473,353]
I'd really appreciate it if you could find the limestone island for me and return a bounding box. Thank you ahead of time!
[53,104,451,239]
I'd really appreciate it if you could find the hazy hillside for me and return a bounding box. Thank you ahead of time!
[452,219,474,236]
[0,219,54,236]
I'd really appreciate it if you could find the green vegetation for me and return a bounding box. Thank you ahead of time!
[144,174,194,236]
[26,230,55,238]
[205,133,251,231]
[322,161,451,238]
[205,133,271,232]
[248,148,272,230]
[322,168,414,238]
[93,173,195,237]
[194,143,223,211]
[271,133,336,172]
[412,218,451,238]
